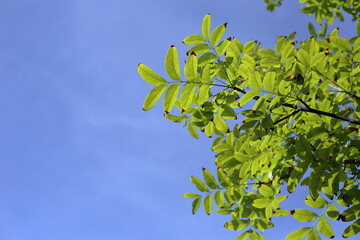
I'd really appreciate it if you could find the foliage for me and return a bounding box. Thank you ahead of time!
[138,2,360,239]
[264,0,360,24]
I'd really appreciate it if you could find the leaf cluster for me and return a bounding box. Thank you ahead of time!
[138,9,360,240]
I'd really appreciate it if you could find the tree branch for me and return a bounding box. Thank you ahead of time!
[273,109,300,125]
[282,103,360,125]
[343,159,360,165]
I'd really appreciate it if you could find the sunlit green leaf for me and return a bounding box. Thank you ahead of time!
[202,168,219,189]
[165,46,181,80]
[202,14,211,39]
[342,218,360,238]
[190,175,208,192]
[224,219,250,231]
[291,208,318,222]
[203,194,212,215]
[214,190,225,208]
[307,228,321,240]
[183,192,201,198]
[192,197,201,214]
[184,54,198,81]
[286,227,311,240]
[163,83,180,113]
[210,23,226,46]
[317,216,334,238]
[180,83,196,111]
[138,64,167,85]
[143,84,167,111]
[183,34,207,45]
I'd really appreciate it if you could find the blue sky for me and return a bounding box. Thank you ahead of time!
[0,1,357,240]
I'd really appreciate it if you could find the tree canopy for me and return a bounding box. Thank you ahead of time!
[138,1,360,239]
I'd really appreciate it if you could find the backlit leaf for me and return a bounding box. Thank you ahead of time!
[342,218,360,238]
[202,14,211,39]
[183,34,207,45]
[317,216,334,238]
[202,168,219,189]
[192,197,201,214]
[190,175,208,192]
[143,84,167,111]
[138,64,167,85]
[210,23,226,46]
[286,227,311,240]
[165,46,181,80]
[291,208,318,222]
[203,194,212,215]
[183,192,201,198]
[163,83,180,113]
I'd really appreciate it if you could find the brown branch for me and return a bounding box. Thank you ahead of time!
[273,109,300,125]
[226,85,360,126]
[343,159,360,165]
[282,103,360,125]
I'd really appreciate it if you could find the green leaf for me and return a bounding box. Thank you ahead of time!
[317,216,334,238]
[330,36,351,52]
[286,227,311,240]
[287,162,308,193]
[143,84,167,111]
[263,71,276,92]
[180,83,196,111]
[216,168,230,187]
[249,71,263,91]
[203,194,212,215]
[326,204,339,220]
[184,54,198,81]
[210,23,226,46]
[187,120,198,139]
[318,23,327,39]
[242,54,256,68]
[253,198,272,208]
[307,228,321,240]
[163,83,180,113]
[165,46,181,80]
[259,185,275,198]
[224,219,250,231]
[310,52,325,67]
[214,190,225,208]
[297,49,310,66]
[138,64,167,85]
[252,219,274,232]
[291,209,318,222]
[202,14,211,39]
[190,175,209,192]
[295,135,312,161]
[239,90,261,107]
[202,168,219,189]
[183,192,201,198]
[342,218,360,238]
[258,48,276,58]
[212,143,232,152]
[191,197,201,214]
[339,204,360,222]
[308,22,317,37]
[164,113,187,123]
[187,43,211,55]
[305,196,328,209]
[309,166,326,200]
[183,34,207,45]
[214,115,229,133]
[198,52,217,66]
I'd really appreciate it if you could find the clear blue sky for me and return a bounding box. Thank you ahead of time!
[0,1,356,240]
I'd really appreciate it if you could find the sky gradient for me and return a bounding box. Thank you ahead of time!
[0,1,357,239]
